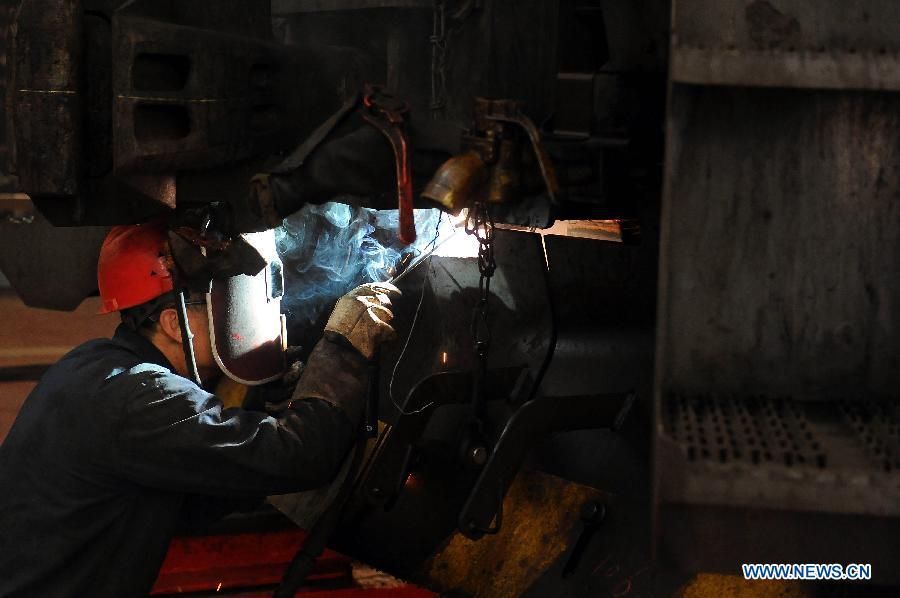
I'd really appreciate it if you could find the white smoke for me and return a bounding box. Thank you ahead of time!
[276,202,450,326]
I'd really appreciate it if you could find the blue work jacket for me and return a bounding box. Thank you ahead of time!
[0,324,366,597]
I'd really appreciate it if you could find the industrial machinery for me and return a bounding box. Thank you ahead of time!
[1,0,898,596]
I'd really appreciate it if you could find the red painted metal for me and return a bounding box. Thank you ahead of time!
[361,85,417,245]
[222,588,436,598]
[150,528,350,595]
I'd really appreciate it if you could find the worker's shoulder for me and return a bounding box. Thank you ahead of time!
[47,336,214,410]
[55,337,151,375]
[51,337,173,392]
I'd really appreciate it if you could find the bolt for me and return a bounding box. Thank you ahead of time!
[469,446,489,466]
[580,500,607,525]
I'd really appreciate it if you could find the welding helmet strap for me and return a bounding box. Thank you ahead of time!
[168,246,203,386]
[175,287,202,386]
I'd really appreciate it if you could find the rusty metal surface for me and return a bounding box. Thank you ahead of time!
[658,87,900,401]
[273,0,431,12]
[5,0,664,236]
[0,1,15,192]
[112,16,288,174]
[680,573,812,598]
[277,1,559,131]
[3,0,293,228]
[127,0,274,40]
[656,0,900,568]
[7,0,83,198]
[459,392,633,540]
[671,0,900,90]
[671,47,900,91]
[673,0,900,51]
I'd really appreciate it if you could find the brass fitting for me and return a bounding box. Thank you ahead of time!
[421,151,489,214]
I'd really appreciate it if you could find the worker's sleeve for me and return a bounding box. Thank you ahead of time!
[111,336,368,497]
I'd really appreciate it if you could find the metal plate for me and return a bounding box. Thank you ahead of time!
[657,86,900,400]
[671,0,900,90]
[382,228,554,418]
[0,210,109,310]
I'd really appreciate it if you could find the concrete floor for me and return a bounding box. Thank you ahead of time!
[0,291,118,442]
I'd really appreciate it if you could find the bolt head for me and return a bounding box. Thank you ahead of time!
[470,446,488,465]
[580,501,607,524]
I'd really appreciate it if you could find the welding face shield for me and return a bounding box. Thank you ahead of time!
[205,230,287,385]
[168,227,287,386]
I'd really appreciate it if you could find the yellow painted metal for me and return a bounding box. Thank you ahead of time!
[420,470,607,598]
[681,574,814,598]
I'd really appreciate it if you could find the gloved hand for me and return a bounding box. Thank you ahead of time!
[261,350,307,414]
[324,282,401,360]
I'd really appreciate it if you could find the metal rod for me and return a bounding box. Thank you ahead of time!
[167,245,202,386]
[388,224,463,285]
[365,349,381,438]
[174,287,202,386]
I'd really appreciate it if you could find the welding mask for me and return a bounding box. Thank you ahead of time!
[204,230,287,385]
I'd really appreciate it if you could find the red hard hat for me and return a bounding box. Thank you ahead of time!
[97,221,174,314]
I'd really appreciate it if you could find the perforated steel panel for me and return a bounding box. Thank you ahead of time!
[664,395,827,469]
[659,395,900,517]
[838,400,900,473]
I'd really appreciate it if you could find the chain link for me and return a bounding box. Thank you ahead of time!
[465,201,496,373]
[429,0,448,117]
[429,1,479,119]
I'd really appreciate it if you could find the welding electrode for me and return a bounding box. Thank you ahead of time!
[388,223,462,285]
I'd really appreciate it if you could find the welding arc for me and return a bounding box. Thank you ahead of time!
[388,224,462,285]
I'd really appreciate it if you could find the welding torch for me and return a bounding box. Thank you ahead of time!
[387,218,465,285]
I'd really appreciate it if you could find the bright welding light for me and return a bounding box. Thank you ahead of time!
[277,205,454,325]
[432,209,479,258]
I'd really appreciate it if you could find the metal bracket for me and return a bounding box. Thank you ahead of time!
[475,98,562,205]
[359,367,527,508]
[458,391,636,539]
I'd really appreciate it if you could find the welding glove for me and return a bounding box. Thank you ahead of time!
[324,282,401,360]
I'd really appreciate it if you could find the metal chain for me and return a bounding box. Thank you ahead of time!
[465,202,496,413]
[429,1,479,119]
[429,0,448,117]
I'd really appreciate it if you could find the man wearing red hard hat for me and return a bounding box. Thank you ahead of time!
[0,220,399,597]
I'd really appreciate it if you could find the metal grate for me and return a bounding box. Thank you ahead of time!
[839,400,900,473]
[664,395,828,468]
[664,395,900,472]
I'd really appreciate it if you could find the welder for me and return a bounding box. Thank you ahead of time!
[0,221,399,597]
